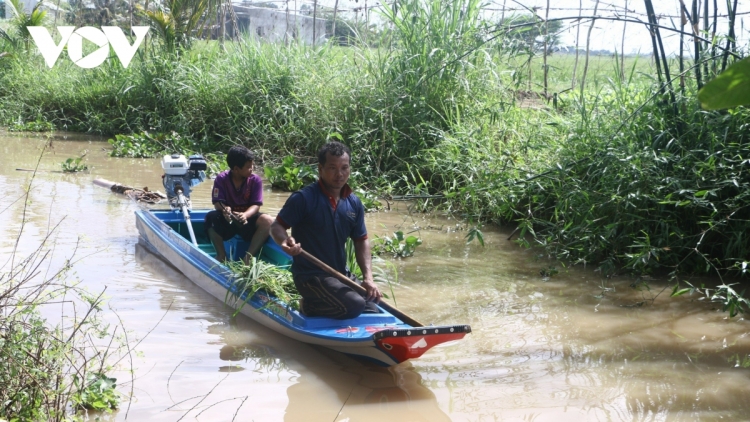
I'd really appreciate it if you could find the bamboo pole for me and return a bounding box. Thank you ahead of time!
[285,0,289,43]
[312,0,318,46]
[720,0,739,73]
[644,0,676,111]
[620,0,627,81]
[543,0,549,98]
[332,0,339,45]
[680,1,686,94]
[54,0,61,25]
[711,0,718,75]
[703,0,710,81]
[580,0,600,94]
[643,0,665,92]
[692,0,703,88]
[220,3,226,46]
[571,0,582,90]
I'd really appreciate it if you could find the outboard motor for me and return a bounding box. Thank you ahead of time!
[161,154,207,245]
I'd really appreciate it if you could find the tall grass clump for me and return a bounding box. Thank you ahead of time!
[0,39,355,155]
[358,0,487,173]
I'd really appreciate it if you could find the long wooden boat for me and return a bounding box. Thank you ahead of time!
[135,208,471,366]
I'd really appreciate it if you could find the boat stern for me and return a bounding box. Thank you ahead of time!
[372,325,472,363]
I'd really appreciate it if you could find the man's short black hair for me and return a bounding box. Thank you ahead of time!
[318,142,351,165]
[227,145,255,170]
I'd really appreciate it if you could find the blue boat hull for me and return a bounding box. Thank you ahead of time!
[135,209,470,366]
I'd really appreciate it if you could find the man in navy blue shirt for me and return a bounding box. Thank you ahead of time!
[270,142,382,319]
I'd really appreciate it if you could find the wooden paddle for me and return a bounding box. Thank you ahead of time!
[299,249,424,327]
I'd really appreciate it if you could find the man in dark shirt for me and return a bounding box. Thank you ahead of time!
[270,142,382,319]
[205,146,273,263]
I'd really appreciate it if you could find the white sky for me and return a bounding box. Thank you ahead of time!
[237,0,749,55]
[15,0,748,54]
[500,0,750,55]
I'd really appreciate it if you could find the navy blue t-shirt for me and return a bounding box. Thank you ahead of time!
[276,181,367,277]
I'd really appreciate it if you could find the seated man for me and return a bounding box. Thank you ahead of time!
[205,146,273,263]
[270,141,382,319]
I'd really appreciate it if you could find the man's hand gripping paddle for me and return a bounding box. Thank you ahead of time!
[298,248,424,327]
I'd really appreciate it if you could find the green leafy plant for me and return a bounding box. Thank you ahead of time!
[263,156,317,192]
[225,258,301,316]
[71,372,120,411]
[141,0,224,53]
[353,187,382,212]
[202,152,227,177]
[108,133,167,158]
[0,0,47,51]
[61,152,89,173]
[108,131,194,158]
[348,172,382,212]
[465,226,485,246]
[8,117,54,132]
[699,57,750,110]
[371,231,423,258]
[709,284,749,318]
[672,281,750,318]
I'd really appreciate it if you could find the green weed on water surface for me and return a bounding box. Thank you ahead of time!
[371,230,423,258]
[61,151,88,172]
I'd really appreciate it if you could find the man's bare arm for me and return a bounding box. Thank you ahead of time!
[270,220,301,256]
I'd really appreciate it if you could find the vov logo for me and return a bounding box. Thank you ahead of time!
[27,26,149,69]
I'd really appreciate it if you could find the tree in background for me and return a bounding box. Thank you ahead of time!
[66,0,131,27]
[496,13,562,54]
[141,0,223,53]
[0,0,47,51]
[322,10,379,47]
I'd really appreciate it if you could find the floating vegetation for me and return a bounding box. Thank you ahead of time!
[61,151,88,173]
[371,231,423,258]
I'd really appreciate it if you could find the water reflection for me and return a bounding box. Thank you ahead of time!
[136,237,449,421]
[280,344,450,422]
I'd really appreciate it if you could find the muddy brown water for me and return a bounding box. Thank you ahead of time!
[2,133,749,421]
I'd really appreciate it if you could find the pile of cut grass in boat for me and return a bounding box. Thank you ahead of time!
[224,258,301,316]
